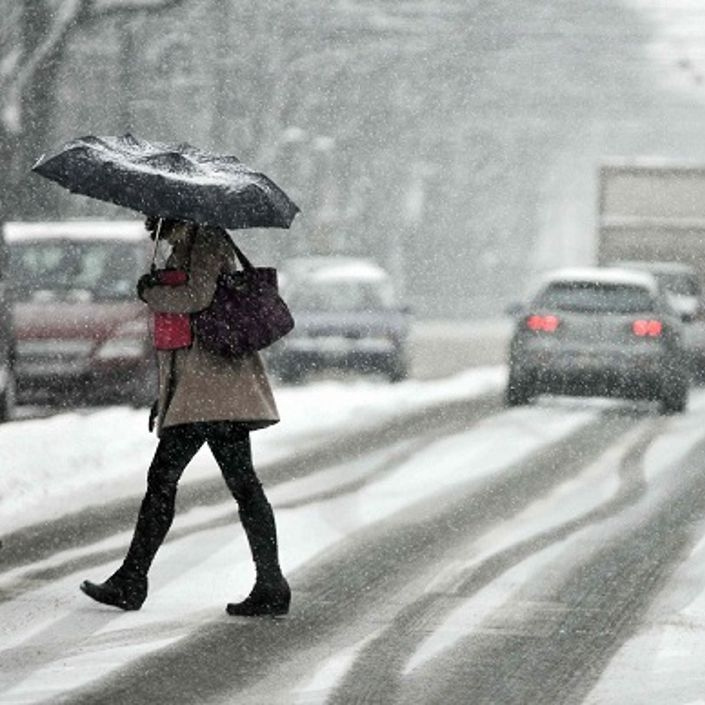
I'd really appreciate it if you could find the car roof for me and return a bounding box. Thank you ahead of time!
[537,266,660,293]
[283,256,390,283]
[3,220,146,243]
[608,260,698,276]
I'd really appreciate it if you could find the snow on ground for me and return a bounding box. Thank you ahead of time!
[584,519,705,704]
[7,376,705,702]
[0,367,505,535]
[0,388,601,703]
[382,392,705,699]
[6,389,705,704]
[580,402,705,705]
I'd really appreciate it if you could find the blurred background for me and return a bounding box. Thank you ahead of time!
[2,0,705,319]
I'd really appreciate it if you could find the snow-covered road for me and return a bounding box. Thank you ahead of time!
[4,366,705,703]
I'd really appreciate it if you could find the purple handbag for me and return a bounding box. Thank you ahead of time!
[193,244,294,357]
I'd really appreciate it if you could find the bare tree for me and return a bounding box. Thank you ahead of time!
[0,0,189,220]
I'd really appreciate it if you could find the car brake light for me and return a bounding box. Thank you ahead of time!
[526,314,560,332]
[632,319,663,337]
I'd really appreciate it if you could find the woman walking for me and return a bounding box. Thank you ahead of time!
[81,218,290,617]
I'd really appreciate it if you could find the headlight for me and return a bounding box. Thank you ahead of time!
[95,319,148,360]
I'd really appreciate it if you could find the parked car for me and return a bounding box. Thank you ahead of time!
[268,256,411,383]
[505,267,689,413]
[0,227,16,421]
[4,220,157,407]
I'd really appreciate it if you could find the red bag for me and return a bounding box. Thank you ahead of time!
[151,269,193,350]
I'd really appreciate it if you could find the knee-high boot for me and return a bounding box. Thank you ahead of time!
[80,483,176,610]
[227,491,290,617]
[120,481,178,578]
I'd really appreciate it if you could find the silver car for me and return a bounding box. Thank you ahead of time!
[506,267,689,413]
[269,257,411,383]
[607,260,705,380]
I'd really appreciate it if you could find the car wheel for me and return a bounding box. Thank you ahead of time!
[659,378,688,415]
[505,372,532,407]
[0,365,16,423]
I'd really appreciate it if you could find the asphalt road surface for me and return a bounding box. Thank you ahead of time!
[5,386,705,704]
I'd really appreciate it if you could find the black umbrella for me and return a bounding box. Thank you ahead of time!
[32,133,300,230]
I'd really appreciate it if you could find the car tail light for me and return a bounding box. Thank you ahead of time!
[632,319,663,337]
[526,314,560,333]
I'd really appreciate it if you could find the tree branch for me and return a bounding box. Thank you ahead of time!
[0,0,191,133]
[83,0,190,22]
[1,0,85,133]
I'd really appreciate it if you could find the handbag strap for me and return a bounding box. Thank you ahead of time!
[180,226,254,274]
[229,241,255,272]
[174,225,256,275]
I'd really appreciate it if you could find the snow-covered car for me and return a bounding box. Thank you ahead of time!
[268,256,411,383]
[505,267,689,413]
[4,220,157,407]
[0,230,16,421]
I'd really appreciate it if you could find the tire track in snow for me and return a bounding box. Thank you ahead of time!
[400,434,705,704]
[0,397,511,696]
[324,418,660,704]
[57,408,640,705]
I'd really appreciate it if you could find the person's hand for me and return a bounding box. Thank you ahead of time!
[137,272,158,300]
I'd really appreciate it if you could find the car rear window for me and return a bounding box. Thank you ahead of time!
[8,240,143,302]
[535,282,656,313]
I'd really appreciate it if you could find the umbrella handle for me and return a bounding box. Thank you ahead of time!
[149,218,164,274]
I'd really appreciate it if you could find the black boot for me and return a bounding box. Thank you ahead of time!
[226,575,291,617]
[225,491,290,617]
[80,570,147,611]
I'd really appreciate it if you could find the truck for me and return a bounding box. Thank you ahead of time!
[597,159,705,271]
[596,159,705,376]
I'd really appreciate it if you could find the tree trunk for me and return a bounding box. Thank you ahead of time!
[16,1,65,219]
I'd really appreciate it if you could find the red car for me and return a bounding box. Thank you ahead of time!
[5,220,157,407]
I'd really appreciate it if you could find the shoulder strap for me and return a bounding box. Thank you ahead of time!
[185,226,252,274]
[230,242,254,271]
[217,228,254,272]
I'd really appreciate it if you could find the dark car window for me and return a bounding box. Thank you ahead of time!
[8,240,142,302]
[287,279,396,312]
[534,282,656,313]
[654,272,701,297]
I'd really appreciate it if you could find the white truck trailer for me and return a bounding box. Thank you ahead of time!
[597,159,705,276]
[597,159,705,376]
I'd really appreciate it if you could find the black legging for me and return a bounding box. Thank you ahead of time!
[121,421,281,582]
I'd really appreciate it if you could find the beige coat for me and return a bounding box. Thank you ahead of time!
[141,226,279,435]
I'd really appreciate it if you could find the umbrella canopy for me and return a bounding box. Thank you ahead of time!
[32,133,300,230]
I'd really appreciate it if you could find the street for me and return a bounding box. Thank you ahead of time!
[3,353,705,703]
